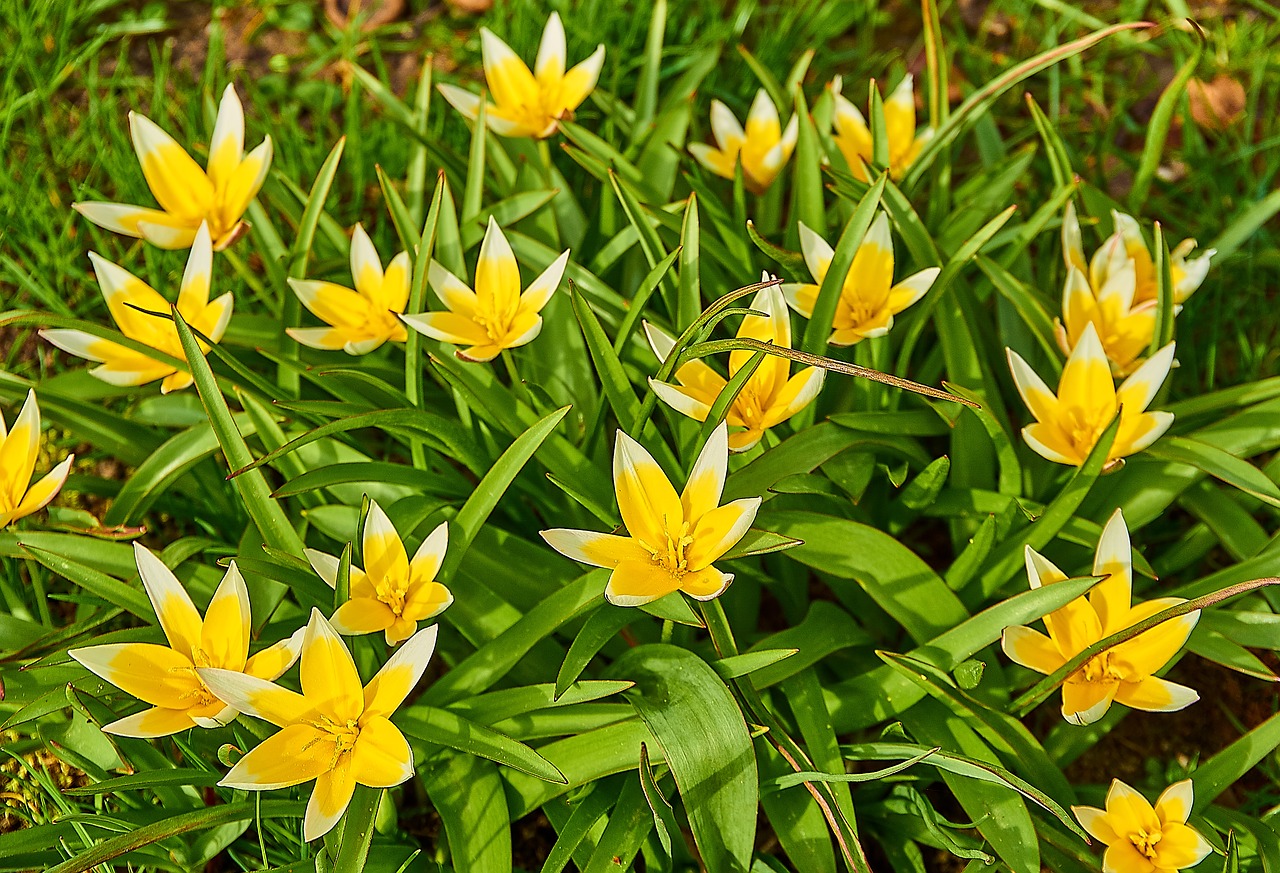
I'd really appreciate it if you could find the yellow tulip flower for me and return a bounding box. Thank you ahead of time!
[287,224,410,354]
[42,223,231,393]
[69,544,303,737]
[199,610,435,841]
[74,85,272,250]
[541,422,760,606]
[438,13,605,139]
[782,213,939,346]
[1055,254,1157,377]
[1007,322,1174,470]
[0,390,74,528]
[1002,509,1200,725]
[304,500,452,646]
[1062,202,1213,308]
[645,282,824,453]
[400,217,569,363]
[830,74,932,182]
[689,89,798,194]
[1073,779,1212,873]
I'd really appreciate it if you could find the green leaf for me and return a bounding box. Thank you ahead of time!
[422,754,511,873]
[397,706,566,783]
[1147,436,1280,508]
[1130,45,1199,211]
[611,644,757,871]
[713,648,798,680]
[21,547,151,619]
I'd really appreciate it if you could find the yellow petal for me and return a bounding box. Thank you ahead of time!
[1102,840,1157,873]
[129,111,214,220]
[1001,625,1064,675]
[709,100,745,152]
[480,29,539,117]
[408,521,449,588]
[1154,779,1195,826]
[1153,821,1213,870]
[604,558,680,607]
[103,705,198,738]
[613,430,683,549]
[1061,678,1117,725]
[1111,598,1200,676]
[0,390,40,510]
[475,217,522,322]
[305,758,357,841]
[844,213,894,308]
[1071,804,1119,845]
[797,223,833,286]
[1005,348,1060,425]
[301,609,364,722]
[363,500,410,590]
[1105,779,1161,835]
[349,224,384,299]
[679,565,733,601]
[217,137,272,237]
[1113,676,1199,713]
[1062,202,1087,274]
[884,75,917,162]
[689,142,738,180]
[687,498,760,570]
[557,45,605,114]
[519,249,569,316]
[330,597,396,634]
[244,628,305,680]
[402,581,452,623]
[540,529,647,569]
[363,624,439,719]
[1058,322,1117,426]
[207,85,245,190]
[681,422,729,523]
[381,251,412,314]
[428,261,479,318]
[534,11,566,82]
[1115,342,1175,415]
[200,561,251,672]
[352,715,414,787]
[1090,509,1133,635]
[289,279,369,329]
[73,202,176,240]
[136,216,201,250]
[70,643,199,709]
[176,224,214,316]
[197,666,311,727]
[133,543,203,661]
[288,327,349,350]
[11,454,74,522]
[649,379,714,423]
[400,311,490,347]
[221,723,333,790]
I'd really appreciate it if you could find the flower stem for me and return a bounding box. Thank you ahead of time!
[502,350,533,407]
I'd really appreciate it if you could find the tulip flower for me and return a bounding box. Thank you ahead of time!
[287,224,409,354]
[644,282,824,453]
[1002,509,1200,725]
[199,610,435,840]
[69,544,303,737]
[1055,255,1157,377]
[0,390,74,528]
[438,12,604,139]
[1073,779,1212,873]
[304,500,452,646]
[830,74,932,182]
[1007,322,1175,470]
[74,85,271,250]
[1062,203,1213,308]
[690,90,798,194]
[400,217,568,362]
[541,422,760,606]
[782,213,939,346]
[41,223,231,393]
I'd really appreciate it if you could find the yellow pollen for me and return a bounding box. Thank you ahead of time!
[170,663,220,709]
[1130,828,1162,860]
[638,520,695,579]
[1077,651,1125,683]
[373,574,410,616]
[306,715,362,769]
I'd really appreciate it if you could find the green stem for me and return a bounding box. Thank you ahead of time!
[502,350,533,407]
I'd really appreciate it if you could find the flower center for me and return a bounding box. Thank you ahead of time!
[472,303,510,343]
[308,715,362,768]
[169,661,221,709]
[1078,651,1125,683]
[1130,828,1162,860]
[638,520,695,580]
[1063,405,1109,451]
[372,574,410,616]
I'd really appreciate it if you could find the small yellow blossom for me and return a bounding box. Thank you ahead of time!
[400,217,568,363]
[304,500,452,646]
[287,224,410,354]
[70,544,303,737]
[438,12,605,139]
[645,281,824,453]
[41,223,231,393]
[1007,322,1174,469]
[541,422,760,606]
[1002,510,1200,725]
[1073,779,1212,873]
[200,610,435,840]
[1056,254,1156,377]
[689,90,798,194]
[74,85,272,250]
[1063,203,1214,308]
[782,213,939,346]
[0,391,73,528]
[830,74,932,182]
